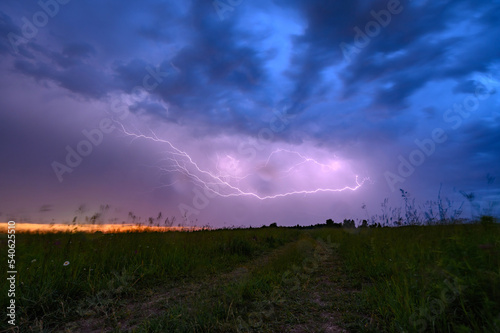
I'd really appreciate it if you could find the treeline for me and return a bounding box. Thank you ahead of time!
[261,218,383,230]
[261,215,498,230]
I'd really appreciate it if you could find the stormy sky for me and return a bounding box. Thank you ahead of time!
[1,0,499,227]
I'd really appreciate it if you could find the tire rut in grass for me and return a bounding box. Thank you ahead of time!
[59,240,301,333]
[272,238,368,333]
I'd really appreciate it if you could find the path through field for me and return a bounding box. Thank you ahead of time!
[61,236,366,332]
[271,238,369,333]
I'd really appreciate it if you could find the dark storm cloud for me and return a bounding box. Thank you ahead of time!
[3,0,272,135]
[460,121,500,164]
[3,0,497,139]
[1,0,499,225]
[148,1,270,130]
[280,0,500,112]
[14,55,113,98]
[453,79,496,96]
[128,100,169,120]
[61,42,94,57]
[0,10,19,54]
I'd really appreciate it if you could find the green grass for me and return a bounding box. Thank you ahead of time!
[311,223,500,332]
[0,228,301,332]
[132,235,320,332]
[1,223,499,332]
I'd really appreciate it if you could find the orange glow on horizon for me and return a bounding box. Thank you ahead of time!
[0,222,205,233]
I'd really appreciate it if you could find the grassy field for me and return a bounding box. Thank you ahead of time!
[1,222,499,332]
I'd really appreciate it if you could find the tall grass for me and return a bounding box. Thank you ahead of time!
[134,235,319,332]
[0,228,301,331]
[2,218,499,332]
[312,223,500,332]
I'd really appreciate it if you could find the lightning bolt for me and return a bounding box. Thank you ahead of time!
[118,124,369,200]
[263,148,341,178]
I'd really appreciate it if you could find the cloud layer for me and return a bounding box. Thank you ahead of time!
[1,0,499,226]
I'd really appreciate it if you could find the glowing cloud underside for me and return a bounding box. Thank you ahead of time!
[119,124,368,200]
